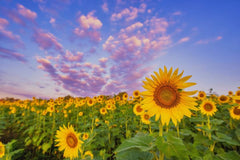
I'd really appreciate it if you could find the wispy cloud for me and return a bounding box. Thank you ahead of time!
[111,3,146,21]
[196,36,223,44]
[102,2,109,13]
[17,4,37,21]
[33,28,63,53]
[0,46,27,63]
[178,37,190,44]
[0,17,24,48]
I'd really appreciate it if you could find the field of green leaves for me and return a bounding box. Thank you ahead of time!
[0,67,240,160]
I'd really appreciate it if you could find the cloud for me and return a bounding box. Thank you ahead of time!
[0,46,27,63]
[178,37,190,43]
[49,17,55,25]
[33,28,63,53]
[74,12,102,42]
[111,3,146,21]
[0,18,24,47]
[17,4,37,20]
[64,50,83,62]
[102,16,172,95]
[121,22,143,33]
[172,11,182,16]
[196,36,223,44]
[102,2,109,12]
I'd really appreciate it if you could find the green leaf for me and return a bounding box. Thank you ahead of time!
[115,132,155,153]
[42,142,52,153]
[212,132,240,146]
[217,151,240,160]
[115,148,154,160]
[156,132,189,160]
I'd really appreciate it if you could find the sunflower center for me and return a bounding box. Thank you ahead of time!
[233,107,240,115]
[136,105,143,112]
[144,114,150,120]
[154,85,179,109]
[220,96,227,101]
[199,93,204,97]
[235,100,240,104]
[66,133,78,148]
[203,103,213,111]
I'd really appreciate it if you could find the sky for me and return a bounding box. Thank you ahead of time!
[0,0,239,99]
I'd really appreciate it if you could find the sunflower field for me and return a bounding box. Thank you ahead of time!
[0,67,240,160]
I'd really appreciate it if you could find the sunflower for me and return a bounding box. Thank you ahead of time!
[106,104,112,110]
[84,151,94,159]
[141,112,152,124]
[133,103,144,115]
[78,112,83,116]
[229,106,240,120]
[87,99,94,106]
[55,124,83,160]
[100,108,107,115]
[82,133,89,140]
[133,90,140,98]
[218,95,229,104]
[200,100,217,116]
[235,90,240,96]
[198,91,206,100]
[233,96,240,104]
[122,93,128,100]
[228,91,233,96]
[0,141,5,158]
[115,96,120,101]
[141,66,197,126]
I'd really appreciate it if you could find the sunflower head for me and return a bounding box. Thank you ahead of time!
[198,91,206,100]
[235,90,240,96]
[133,103,144,115]
[82,133,89,140]
[55,124,83,159]
[230,106,240,120]
[122,93,128,100]
[141,112,152,124]
[141,66,197,126]
[0,141,5,158]
[133,90,140,98]
[228,91,233,96]
[218,95,229,104]
[100,108,107,115]
[84,151,94,159]
[200,99,217,116]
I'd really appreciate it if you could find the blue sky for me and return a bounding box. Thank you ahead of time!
[0,0,239,99]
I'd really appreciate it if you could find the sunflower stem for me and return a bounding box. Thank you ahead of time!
[176,123,180,138]
[207,116,211,140]
[229,117,233,129]
[159,120,163,137]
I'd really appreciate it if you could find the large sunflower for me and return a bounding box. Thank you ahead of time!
[229,106,240,120]
[55,124,83,160]
[141,66,197,126]
[0,141,5,158]
[200,99,217,116]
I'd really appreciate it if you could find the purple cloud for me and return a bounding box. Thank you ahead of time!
[33,29,63,53]
[0,46,27,63]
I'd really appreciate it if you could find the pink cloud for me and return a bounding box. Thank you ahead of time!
[146,17,169,35]
[111,3,146,21]
[121,22,143,33]
[74,28,101,42]
[196,36,223,44]
[78,12,102,30]
[0,46,27,63]
[99,57,108,68]
[64,50,83,62]
[17,4,37,20]
[0,18,24,47]
[102,2,109,12]
[49,17,55,25]
[33,29,63,52]
[74,12,102,43]
[178,37,190,43]
[172,11,182,16]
